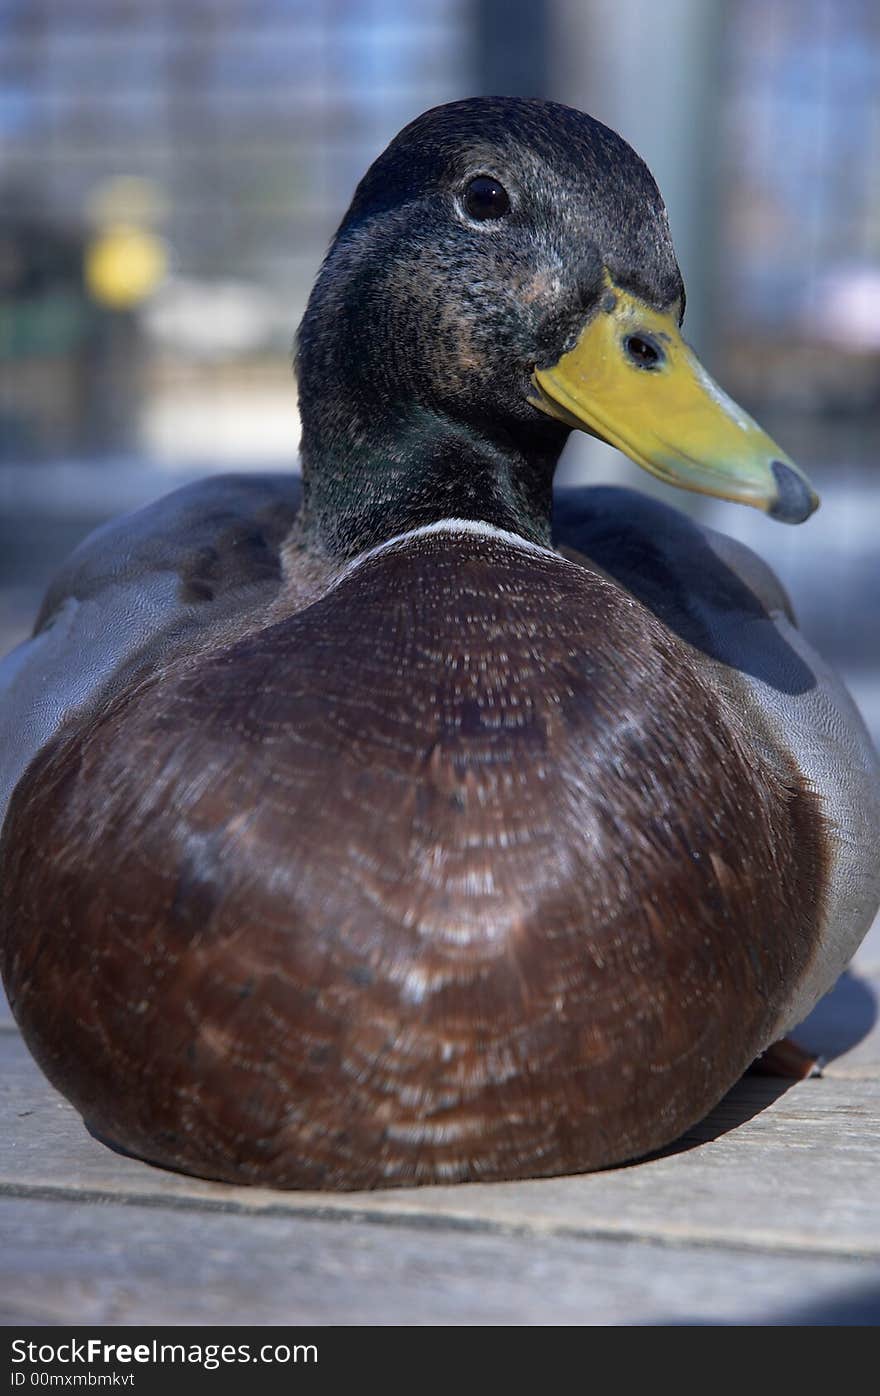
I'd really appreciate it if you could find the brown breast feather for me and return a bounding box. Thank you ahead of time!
[0,529,826,1188]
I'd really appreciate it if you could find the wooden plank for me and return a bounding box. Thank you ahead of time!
[2,1194,879,1327]
[2,1029,879,1259]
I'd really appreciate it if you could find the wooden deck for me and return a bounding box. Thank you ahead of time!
[2,912,879,1326]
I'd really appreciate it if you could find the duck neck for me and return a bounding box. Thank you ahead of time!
[298,404,566,561]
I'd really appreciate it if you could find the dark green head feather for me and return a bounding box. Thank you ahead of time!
[296,97,684,557]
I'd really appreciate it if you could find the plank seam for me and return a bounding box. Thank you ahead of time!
[1,1179,878,1265]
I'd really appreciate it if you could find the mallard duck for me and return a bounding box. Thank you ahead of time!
[1,98,878,1190]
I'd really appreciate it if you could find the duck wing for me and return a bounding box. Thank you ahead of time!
[0,472,300,829]
[554,484,880,1034]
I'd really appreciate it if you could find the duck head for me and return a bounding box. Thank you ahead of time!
[296,97,817,558]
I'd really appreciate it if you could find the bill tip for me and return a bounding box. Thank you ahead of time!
[767,460,819,524]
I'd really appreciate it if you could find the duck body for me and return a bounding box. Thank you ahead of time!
[2,483,877,1187]
[1,98,878,1188]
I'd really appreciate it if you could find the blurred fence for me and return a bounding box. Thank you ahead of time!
[2,0,880,464]
[0,0,468,463]
[720,0,880,413]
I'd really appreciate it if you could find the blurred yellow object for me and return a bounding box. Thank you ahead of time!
[84,223,167,309]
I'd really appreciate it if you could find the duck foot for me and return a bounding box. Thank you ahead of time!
[749,1036,824,1080]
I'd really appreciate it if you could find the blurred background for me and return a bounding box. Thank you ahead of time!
[0,0,878,739]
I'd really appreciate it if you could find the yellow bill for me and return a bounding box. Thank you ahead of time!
[531,280,818,523]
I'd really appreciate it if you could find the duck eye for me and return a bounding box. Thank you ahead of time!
[624,333,664,369]
[463,176,510,221]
